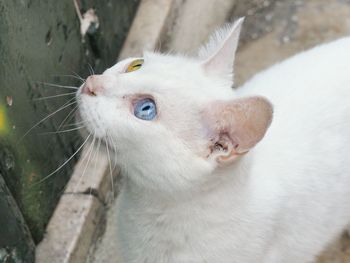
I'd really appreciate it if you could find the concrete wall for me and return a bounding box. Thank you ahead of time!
[233,0,350,85]
[0,0,139,261]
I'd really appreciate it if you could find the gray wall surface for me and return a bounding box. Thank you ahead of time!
[0,0,139,261]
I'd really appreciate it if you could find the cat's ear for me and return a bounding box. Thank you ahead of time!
[202,96,273,166]
[199,18,244,80]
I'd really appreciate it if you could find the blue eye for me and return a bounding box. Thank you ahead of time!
[134,98,157,120]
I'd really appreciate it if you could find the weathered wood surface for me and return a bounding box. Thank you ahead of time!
[0,0,139,256]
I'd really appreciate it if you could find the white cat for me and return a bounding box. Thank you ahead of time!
[77,18,350,263]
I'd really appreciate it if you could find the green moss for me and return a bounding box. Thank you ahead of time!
[0,104,9,135]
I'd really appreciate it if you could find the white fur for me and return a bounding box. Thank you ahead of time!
[77,19,350,263]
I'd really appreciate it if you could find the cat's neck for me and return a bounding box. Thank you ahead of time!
[120,153,254,207]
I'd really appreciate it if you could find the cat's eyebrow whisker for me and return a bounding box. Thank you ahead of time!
[31,133,92,186]
[73,132,96,193]
[71,71,85,83]
[87,63,95,76]
[18,98,77,144]
[34,92,76,101]
[37,81,79,90]
[39,126,84,135]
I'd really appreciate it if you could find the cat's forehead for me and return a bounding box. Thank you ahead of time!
[143,52,199,70]
[104,52,234,100]
[106,52,201,78]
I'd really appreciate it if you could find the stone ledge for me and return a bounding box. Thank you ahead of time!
[118,0,175,60]
[36,140,115,263]
[64,144,114,204]
[36,194,103,263]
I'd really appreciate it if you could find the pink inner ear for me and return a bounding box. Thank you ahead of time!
[203,96,273,153]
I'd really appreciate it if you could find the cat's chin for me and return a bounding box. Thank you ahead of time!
[76,108,109,142]
[77,116,107,140]
[79,126,118,161]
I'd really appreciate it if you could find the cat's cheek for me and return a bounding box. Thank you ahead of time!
[77,95,108,138]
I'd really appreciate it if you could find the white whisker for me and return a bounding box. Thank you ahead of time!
[38,81,79,90]
[57,105,79,131]
[105,134,115,198]
[71,71,85,82]
[39,126,84,135]
[54,74,85,83]
[74,132,96,192]
[91,138,102,196]
[106,134,118,172]
[18,98,77,144]
[32,133,92,186]
[62,119,87,128]
[87,63,95,76]
[34,92,76,101]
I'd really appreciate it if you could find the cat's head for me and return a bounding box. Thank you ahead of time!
[77,19,273,192]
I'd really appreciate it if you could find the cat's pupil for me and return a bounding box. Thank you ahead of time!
[142,105,151,111]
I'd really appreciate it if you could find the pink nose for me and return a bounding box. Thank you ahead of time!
[81,75,105,96]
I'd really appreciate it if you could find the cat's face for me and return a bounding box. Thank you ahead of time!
[77,19,273,192]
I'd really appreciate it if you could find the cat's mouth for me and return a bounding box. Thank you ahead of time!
[77,92,108,140]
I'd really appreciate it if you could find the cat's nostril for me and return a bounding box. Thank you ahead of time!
[81,75,106,96]
[81,83,97,96]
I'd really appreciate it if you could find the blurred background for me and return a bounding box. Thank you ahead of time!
[1,0,350,262]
